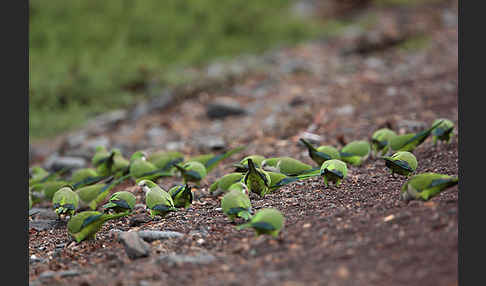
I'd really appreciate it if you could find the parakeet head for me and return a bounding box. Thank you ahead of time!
[130,151,148,162]
[95,146,107,152]
[137,179,156,192]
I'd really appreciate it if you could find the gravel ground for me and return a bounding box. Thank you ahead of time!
[29,1,458,285]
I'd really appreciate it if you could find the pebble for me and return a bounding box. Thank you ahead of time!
[118,231,151,259]
[29,219,63,231]
[38,270,81,280]
[43,154,86,171]
[137,230,184,242]
[84,136,110,152]
[206,98,247,119]
[156,253,216,266]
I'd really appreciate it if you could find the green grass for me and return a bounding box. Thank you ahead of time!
[29,0,332,139]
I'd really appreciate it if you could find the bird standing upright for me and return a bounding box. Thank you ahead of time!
[299,138,340,166]
[244,159,271,197]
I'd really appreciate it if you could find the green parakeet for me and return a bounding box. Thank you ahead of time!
[243,159,271,197]
[227,182,249,195]
[371,128,397,156]
[267,171,290,192]
[39,181,72,201]
[221,189,252,221]
[70,168,99,184]
[339,140,371,166]
[235,208,285,238]
[168,184,193,209]
[431,118,455,144]
[267,169,322,190]
[299,138,341,166]
[91,146,114,177]
[381,151,418,177]
[232,155,266,173]
[174,161,207,186]
[261,157,314,176]
[401,173,458,201]
[76,175,130,210]
[102,191,136,213]
[209,172,244,196]
[30,168,68,191]
[52,186,79,218]
[186,146,246,174]
[129,151,158,179]
[148,150,184,173]
[67,210,131,243]
[389,120,443,153]
[138,179,177,218]
[320,159,348,187]
[110,148,130,177]
[29,166,49,185]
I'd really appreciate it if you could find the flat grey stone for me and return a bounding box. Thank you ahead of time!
[335,105,355,116]
[66,132,87,149]
[29,219,65,231]
[137,230,184,242]
[206,98,246,119]
[195,135,226,151]
[156,253,216,266]
[29,208,57,220]
[38,269,81,280]
[119,231,151,259]
[44,154,86,172]
[84,136,110,152]
[30,255,46,264]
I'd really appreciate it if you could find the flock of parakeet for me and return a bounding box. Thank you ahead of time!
[28,117,458,243]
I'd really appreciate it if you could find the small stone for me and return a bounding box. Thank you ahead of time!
[386,86,398,97]
[196,135,226,151]
[335,105,354,116]
[38,271,55,280]
[29,219,64,231]
[298,132,323,145]
[365,57,384,69]
[384,214,395,222]
[119,231,151,259]
[129,214,151,227]
[137,230,184,242]
[207,62,226,79]
[30,255,45,264]
[39,270,81,280]
[336,266,350,279]
[397,120,427,133]
[206,98,247,119]
[146,127,167,140]
[156,253,216,266]
[66,132,87,148]
[29,208,57,220]
[44,154,86,172]
[130,101,150,121]
[289,96,306,107]
[166,141,185,151]
[83,136,110,152]
[28,209,41,217]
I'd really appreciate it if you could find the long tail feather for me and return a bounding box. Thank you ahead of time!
[205,146,247,173]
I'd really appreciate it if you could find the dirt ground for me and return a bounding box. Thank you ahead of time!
[29,1,458,285]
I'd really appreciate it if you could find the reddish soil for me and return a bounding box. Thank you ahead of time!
[29,1,458,285]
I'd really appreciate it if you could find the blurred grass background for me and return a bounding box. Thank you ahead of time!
[29,0,330,139]
[29,0,438,140]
